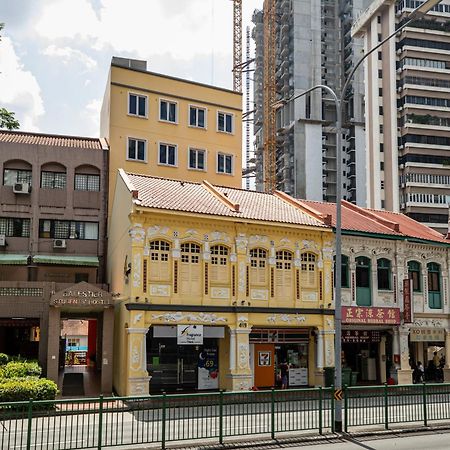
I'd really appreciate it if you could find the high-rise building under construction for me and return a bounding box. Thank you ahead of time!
[252,0,371,204]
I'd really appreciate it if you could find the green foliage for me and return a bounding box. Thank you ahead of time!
[0,108,20,130]
[0,378,58,402]
[0,353,9,366]
[0,361,42,379]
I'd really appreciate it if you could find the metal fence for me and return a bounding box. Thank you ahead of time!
[1,383,450,450]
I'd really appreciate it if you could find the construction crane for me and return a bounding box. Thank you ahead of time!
[232,0,243,92]
[263,0,277,192]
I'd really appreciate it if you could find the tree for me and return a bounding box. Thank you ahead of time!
[0,23,20,130]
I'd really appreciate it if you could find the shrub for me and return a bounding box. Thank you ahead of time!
[0,354,8,366]
[1,361,42,379]
[0,378,58,402]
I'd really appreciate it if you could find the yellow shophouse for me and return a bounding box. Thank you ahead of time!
[108,170,335,396]
[100,57,242,212]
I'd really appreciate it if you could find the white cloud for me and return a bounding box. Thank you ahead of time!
[0,37,44,131]
[42,45,97,70]
[34,0,262,74]
[84,98,102,135]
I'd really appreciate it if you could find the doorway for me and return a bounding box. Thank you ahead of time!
[254,343,275,388]
[147,336,219,393]
[60,318,100,397]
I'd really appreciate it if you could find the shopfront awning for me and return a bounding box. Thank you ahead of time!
[0,254,29,265]
[33,255,99,267]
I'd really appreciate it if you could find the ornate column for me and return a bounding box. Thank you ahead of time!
[397,325,412,384]
[125,311,151,396]
[316,330,324,369]
[444,330,450,382]
[227,326,252,391]
[129,224,146,299]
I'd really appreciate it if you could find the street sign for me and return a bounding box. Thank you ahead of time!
[334,389,343,401]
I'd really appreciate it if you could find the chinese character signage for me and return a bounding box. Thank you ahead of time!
[403,278,413,324]
[342,306,400,325]
[342,330,381,343]
[410,328,445,342]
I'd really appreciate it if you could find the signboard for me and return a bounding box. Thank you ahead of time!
[51,282,112,307]
[258,351,271,366]
[198,347,219,390]
[288,368,308,386]
[403,278,413,324]
[342,330,381,343]
[342,307,400,325]
[177,324,203,345]
[410,328,445,342]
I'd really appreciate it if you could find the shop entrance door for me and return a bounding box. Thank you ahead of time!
[177,345,197,389]
[254,344,275,388]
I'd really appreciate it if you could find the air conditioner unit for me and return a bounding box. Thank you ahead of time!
[13,183,30,194]
[0,235,5,247]
[53,239,67,249]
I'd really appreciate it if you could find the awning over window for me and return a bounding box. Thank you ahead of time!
[32,255,99,267]
[0,254,29,265]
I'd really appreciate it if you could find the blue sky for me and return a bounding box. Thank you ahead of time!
[1,0,261,137]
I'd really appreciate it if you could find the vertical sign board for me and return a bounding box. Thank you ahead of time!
[403,278,413,324]
[198,347,219,390]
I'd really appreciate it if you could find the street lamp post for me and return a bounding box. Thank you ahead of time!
[273,0,442,433]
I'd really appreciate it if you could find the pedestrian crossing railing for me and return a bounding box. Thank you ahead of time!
[1,383,450,449]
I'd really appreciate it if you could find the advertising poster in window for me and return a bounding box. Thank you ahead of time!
[198,347,219,390]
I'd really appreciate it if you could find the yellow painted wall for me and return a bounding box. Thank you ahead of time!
[100,65,243,213]
[108,180,336,394]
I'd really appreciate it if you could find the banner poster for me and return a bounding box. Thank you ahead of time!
[198,347,219,390]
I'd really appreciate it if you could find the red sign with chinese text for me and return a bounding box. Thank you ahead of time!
[403,279,413,324]
[341,306,400,325]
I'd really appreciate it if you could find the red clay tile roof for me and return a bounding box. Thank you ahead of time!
[123,172,329,228]
[0,130,108,150]
[300,199,448,244]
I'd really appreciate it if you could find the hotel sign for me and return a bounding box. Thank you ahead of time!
[177,325,203,345]
[342,306,400,325]
[51,282,112,307]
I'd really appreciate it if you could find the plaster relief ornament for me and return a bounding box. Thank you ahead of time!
[326,318,333,328]
[326,344,333,366]
[301,240,319,252]
[184,229,199,238]
[413,318,444,328]
[147,225,169,237]
[238,261,246,293]
[235,234,248,252]
[280,238,291,246]
[249,235,269,245]
[237,315,248,322]
[267,314,306,324]
[133,313,143,324]
[151,312,227,323]
[129,226,145,243]
[238,344,249,369]
[133,254,141,287]
[210,231,230,243]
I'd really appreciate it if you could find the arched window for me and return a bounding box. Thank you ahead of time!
[356,256,371,306]
[180,243,201,295]
[3,160,32,186]
[427,262,441,309]
[210,245,229,284]
[276,250,293,300]
[300,252,317,288]
[408,261,421,292]
[149,240,171,282]
[75,165,100,191]
[40,162,67,189]
[249,248,268,286]
[377,258,391,290]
